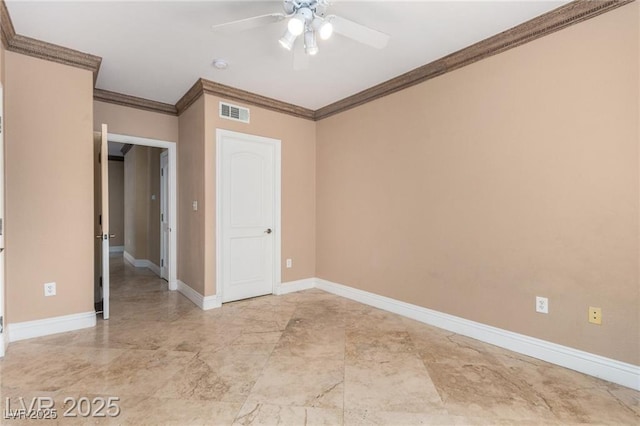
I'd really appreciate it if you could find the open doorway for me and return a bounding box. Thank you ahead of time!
[93,132,177,320]
[115,143,165,277]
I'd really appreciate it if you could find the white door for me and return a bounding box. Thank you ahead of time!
[160,151,169,280]
[94,124,110,319]
[0,84,5,357]
[217,130,280,303]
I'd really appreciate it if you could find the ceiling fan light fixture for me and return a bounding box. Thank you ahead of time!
[304,30,318,56]
[278,29,297,50]
[288,7,312,36]
[312,18,333,40]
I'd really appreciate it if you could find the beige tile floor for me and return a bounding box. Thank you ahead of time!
[0,255,638,425]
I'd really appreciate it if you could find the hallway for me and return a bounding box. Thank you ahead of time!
[0,256,638,424]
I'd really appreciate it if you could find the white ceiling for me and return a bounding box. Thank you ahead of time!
[6,1,568,110]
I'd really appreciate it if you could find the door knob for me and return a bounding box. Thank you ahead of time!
[95,235,102,239]
[264,228,272,234]
[109,234,115,239]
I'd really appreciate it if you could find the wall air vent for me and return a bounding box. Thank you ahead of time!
[219,101,250,123]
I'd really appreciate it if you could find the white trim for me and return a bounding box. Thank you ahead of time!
[109,245,124,253]
[147,261,161,277]
[123,251,145,268]
[275,278,316,295]
[7,311,96,342]
[314,278,640,391]
[202,294,222,310]
[160,150,169,281]
[123,251,161,277]
[108,133,177,295]
[177,280,221,310]
[0,84,4,358]
[215,129,282,303]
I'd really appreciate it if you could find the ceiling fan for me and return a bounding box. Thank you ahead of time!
[211,0,390,68]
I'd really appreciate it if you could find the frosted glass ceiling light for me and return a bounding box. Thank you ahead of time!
[312,18,333,40]
[279,29,297,50]
[304,30,318,56]
[288,7,312,36]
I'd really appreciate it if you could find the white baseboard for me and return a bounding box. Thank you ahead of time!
[177,280,221,310]
[123,251,143,267]
[109,245,124,253]
[7,311,96,343]
[275,278,316,295]
[123,251,161,277]
[147,261,161,277]
[313,278,640,391]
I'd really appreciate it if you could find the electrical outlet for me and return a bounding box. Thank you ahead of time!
[44,282,56,297]
[588,307,602,325]
[536,296,548,314]
[286,258,292,268]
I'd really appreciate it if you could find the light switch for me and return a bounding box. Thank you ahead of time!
[192,201,198,211]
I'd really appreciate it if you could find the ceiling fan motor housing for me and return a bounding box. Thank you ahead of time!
[284,0,329,17]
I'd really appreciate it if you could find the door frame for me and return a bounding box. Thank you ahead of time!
[0,83,5,357]
[215,128,281,302]
[159,150,169,280]
[108,133,178,291]
[99,125,110,319]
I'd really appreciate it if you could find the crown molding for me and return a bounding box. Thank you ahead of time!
[314,0,634,120]
[1,0,102,82]
[201,78,315,120]
[176,78,315,120]
[7,35,102,82]
[1,0,632,121]
[0,0,15,48]
[175,79,204,115]
[94,88,178,116]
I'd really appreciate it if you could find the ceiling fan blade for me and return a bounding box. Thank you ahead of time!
[212,13,286,34]
[328,15,390,49]
[293,38,310,71]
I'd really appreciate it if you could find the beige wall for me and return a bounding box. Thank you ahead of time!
[108,160,125,247]
[202,94,316,296]
[94,101,178,143]
[177,96,206,293]
[147,147,161,266]
[133,147,148,260]
[124,146,139,257]
[5,51,94,323]
[316,3,639,365]
[124,145,161,266]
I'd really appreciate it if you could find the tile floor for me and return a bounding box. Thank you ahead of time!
[0,255,638,425]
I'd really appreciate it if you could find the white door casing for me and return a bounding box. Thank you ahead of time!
[160,151,169,280]
[0,84,5,356]
[99,124,110,320]
[107,133,178,291]
[216,129,281,303]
